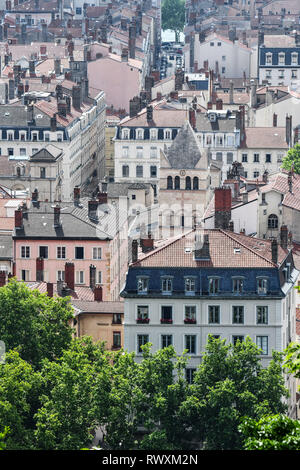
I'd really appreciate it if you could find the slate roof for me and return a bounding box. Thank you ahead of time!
[119,106,188,128]
[0,235,13,260]
[30,145,63,162]
[195,111,237,132]
[164,121,203,169]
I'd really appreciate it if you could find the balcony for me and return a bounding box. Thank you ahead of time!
[136,318,150,324]
[160,318,173,324]
[184,318,196,324]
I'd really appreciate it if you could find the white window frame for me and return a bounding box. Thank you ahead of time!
[76,270,85,284]
[92,247,102,260]
[21,245,30,258]
[57,246,66,259]
[256,335,268,355]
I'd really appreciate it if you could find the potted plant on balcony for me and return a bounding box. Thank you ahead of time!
[160,318,173,324]
[184,317,196,324]
[136,317,150,324]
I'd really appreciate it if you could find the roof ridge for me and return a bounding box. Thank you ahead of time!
[219,229,276,267]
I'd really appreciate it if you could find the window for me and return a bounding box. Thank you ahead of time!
[222,67,226,74]
[20,132,26,141]
[184,305,196,323]
[150,166,157,178]
[7,131,13,141]
[174,176,180,189]
[32,132,38,141]
[268,214,278,229]
[232,306,244,324]
[265,154,271,163]
[122,146,129,158]
[218,42,222,46]
[279,70,284,79]
[32,148,38,155]
[227,152,233,164]
[256,336,268,355]
[21,246,30,258]
[291,52,298,65]
[112,313,122,324]
[97,271,102,284]
[185,176,191,190]
[137,334,149,353]
[164,129,171,140]
[136,129,144,140]
[257,278,268,295]
[216,152,223,161]
[227,136,234,146]
[206,135,212,145]
[40,167,46,179]
[208,305,220,324]
[122,165,129,177]
[161,305,172,323]
[76,7,82,14]
[233,335,244,346]
[185,277,195,294]
[113,332,121,349]
[216,135,223,146]
[93,247,102,260]
[76,270,84,284]
[193,177,199,190]
[242,153,248,162]
[21,269,29,281]
[161,335,173,348]
[20,148,26,156]
[278,52,285,65]
[253,171,259,178]
[167,176,173,189]
[232,278,244,293]
[253,153,259,162]
[57,270,65,281]
[292,70,298,79]
[150,146,157,158]
[185,335,196,354]
[150,129,157,140]
[266,53,272,65]
[137,277,148,293]
[136,146,143,158]
[57,133,63,142]
[44,133,50,142]
[136,165,143,177]
[222,55,226,60]
[122,129,129,140]
[161,277,172,293]
[256,306,268,324]
[209,278,219,294]
[266,70,272,78]
[137,305,149,322]
[210,42,214,46]
[57,246,66,259]
[186,368,196,384]
[39,246,48,259]
[8,148,14,156]
[75,247,84,259]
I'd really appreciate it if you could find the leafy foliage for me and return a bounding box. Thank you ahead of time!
[161,0,185,42]
[281,143,300,174]
[239,414,300,450]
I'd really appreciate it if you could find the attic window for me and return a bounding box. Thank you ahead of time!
[234,248,241,254]
[184,247,192,254]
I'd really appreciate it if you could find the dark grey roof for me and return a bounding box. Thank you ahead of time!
[13,199,115,240]
[0,235,13,260]
[0,105,51,128]
[165,121,203,169]
[195,112,237,132]
[107,182,151,198]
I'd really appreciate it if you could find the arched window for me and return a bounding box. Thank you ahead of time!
[268,214,278,229]
[167,176,173,189]
[193,177,199,190]
[122,165,129,177]
[174,176,180,190]
[16,166,21,177]
[185,176,191,190]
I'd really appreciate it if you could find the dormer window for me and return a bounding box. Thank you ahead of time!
[266,53,272,65]
[150,129,157,140]
[164,129,171,140]
[257,278,268,295]
[137,277,149,294]
[122,129,130,140]
[7,131,14,141]
[209,277,219,294]
[136,128,144,140]
[278,52,285,65]
[161,277,173,294]
[185,277,196,295]
[291,52,298,65]
[232,277,244,294]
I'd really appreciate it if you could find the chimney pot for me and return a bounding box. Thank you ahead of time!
[65,262,75,291]
[94,285,103,301]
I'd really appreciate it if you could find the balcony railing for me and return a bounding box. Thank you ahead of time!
[136,318,150,324]
[160,318,173,324]
[184,318,196,324]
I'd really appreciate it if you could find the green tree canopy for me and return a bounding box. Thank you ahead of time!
[281,143,300,174]
[161,0,185,42]
[0,279,74,367]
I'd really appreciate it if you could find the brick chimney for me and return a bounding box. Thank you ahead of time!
[47,282,54,297]
[88,199,98,220]
[189,108,196,129]
[280,225,288,250]
[54,204,61,227]
[65,262,75,290]
[128,20,136,59]
[94,285,103,301]
[72,85,81,110]
[146,105,153,122]
[271,238,278,264]
[214,187,232,230]
[74,186,80,204]
[15,209,23,228]
[121,47,128,62]
[97,192,108,205]
[132,239,138,263]
[50,114,57,132]
[216,98,223,110]
[36,257,44,281]
[89,264,96,289]
[141,233,154,253]
[273,113,277,127]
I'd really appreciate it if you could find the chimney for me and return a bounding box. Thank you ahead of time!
[121,18,127,31]
[54,58,61,76]
[50,114,57,132]
[88,199,98,220]
[242,192,248,204]
[239,105,246,147]
[0,271,6,287]
[273,113,278,127]
[74,187,80,204]
[216,98,223,110]
[54,204,60,227]
[128,21,136,59]
[250,83,257,108]
[280,225,288,250]
[146,105,153,122]
[40,45,47,59]
[121,47,128,62]
[57,280,63,296]
[229,80,234,104]
[207,101,212,110]
[8,79,15,100]
[141,233,154,253]
[189,108,196,129]
[94,285,103,301]
[263,170,268,184]
[15,209,23,228]
[47,282,54,297]
[36,257,44,282]
[66,95,71,113]
[65,262,75,290]
[286,115,292,146]
[271,238,278,264]
[288,171,293,193]
[89,264,96,289]
[97,192,108,205]
[132,239,138,263]
[229,220,234,232]
[194,232,210,260]
[72,85,81,110]
[214,187,232,230]
[57,98,67,117]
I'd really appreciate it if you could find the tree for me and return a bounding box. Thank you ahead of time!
[180,337,288,450]
[0,279,74,367]
[161,0,185,43]
[281,143,300,174]
[239,414,300,450]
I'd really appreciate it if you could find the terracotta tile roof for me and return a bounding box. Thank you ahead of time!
[244,127,288,149]
[203,189,258,220]
[26,281,95,301]
[72,300,124,313]
[34,96,91,127]
[86,6,107,18]
[120,104,188,128]
[215,91,250,105]
[133,229,288,269]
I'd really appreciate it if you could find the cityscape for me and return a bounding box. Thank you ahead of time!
[0,0,300,453]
